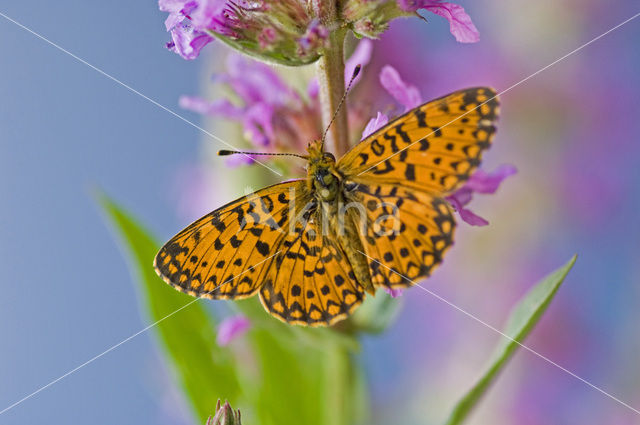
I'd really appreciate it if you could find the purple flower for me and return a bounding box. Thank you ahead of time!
[379,65,421,111]
[159,0,198,31]
[397,1,479,43]
[158,0,244,60]
[165,20,214,60]
[188,0,231,35]
[216,315,251,346]
[446,165,517,226]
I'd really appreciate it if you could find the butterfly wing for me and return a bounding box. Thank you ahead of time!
[338,87,499,194]
[336,87,499,289]
[154,180,309,299]
[346,182,456,290]
[259,208,364,326]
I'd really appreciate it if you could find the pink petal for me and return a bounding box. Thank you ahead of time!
[385,288,404,298]
[362,112,389,138]
[178,96,243,119]
[167,22,213,60]
[446,194,489,226]
[379,65,422,111]
[345,39,373,85]
[458,207,489,226]
[424,3,480,43]
[307,79,319,99]
[465,164,518,194]
[216,316,251,346]
[188,0,227,30]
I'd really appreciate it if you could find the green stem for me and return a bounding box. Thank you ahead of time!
[314,2,349,156]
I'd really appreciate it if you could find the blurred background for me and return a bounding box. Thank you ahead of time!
[1,1,639,424]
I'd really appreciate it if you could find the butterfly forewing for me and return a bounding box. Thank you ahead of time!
[338,87,499,194]
[154,180,310,299]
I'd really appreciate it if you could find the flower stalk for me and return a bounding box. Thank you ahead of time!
[313,2,350,156]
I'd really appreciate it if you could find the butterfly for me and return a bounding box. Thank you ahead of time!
[154,87,499,326]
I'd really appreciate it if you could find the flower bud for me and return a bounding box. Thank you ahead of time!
[207,399,241,425]
[160,0,326,65]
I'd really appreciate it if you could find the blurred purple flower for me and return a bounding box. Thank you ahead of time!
[446,165,517,226]
[180,55,301,149]
[159,0,218,60]
[297,19,329,53]
[216,315,251,346]
[397,1,479,43]
[384,287,404,298]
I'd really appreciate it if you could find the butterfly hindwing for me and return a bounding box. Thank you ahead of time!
[259,211,364,326]
[338,87,499,194]
[154,180,309,299]
[349,183,456,289]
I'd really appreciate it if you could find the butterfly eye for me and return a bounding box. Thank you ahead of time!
[323,152,336,162]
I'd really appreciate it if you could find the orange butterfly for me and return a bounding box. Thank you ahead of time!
[154,87,499,326]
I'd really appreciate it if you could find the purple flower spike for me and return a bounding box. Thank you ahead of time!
[362,112,389,138]
[397,1,479,43]
[379,65,422,111]
[216,315,251,346]
[385,287,404,298]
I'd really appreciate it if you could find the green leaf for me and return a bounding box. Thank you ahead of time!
[96,192,241,422]
[444,255,577,425]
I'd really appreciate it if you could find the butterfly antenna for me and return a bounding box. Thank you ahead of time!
[218,150,308,159]
[320,64,362,149]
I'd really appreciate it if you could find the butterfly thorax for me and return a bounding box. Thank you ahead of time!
[306,140,340,202]
[305,140,376,295]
